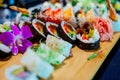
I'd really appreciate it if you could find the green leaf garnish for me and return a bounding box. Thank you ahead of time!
[87,29,94,38]
[88,53,98,60]
[88,51,103,60]
[22,13,29,17]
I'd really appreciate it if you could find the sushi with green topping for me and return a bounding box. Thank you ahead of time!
[58,21,76,44]
[36,43,66,65]
[21,48,54,79]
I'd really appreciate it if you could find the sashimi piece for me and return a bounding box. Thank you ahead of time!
[93,17,113,41]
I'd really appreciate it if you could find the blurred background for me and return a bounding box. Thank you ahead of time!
[0,0,120,24]
[0,0,48,24]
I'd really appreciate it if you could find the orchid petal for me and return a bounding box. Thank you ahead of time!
[21,25,33,39]
[12,43,18,55]
[12,25,20,35]
[17,39,32,53]
[0,32,14,46]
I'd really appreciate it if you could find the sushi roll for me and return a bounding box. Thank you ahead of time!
[32,19,46,42]
[46,22,59,38]
[5,65,38,80]
[58,21,76,44]
[76,22,100,50]
[36,43,66,65]
[0,43,12,61]
[46,35,73,57]
[21,48,54,79]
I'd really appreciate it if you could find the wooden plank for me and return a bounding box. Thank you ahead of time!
[0,33,120,80]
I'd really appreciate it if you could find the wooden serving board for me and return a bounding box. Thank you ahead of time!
[0,33,120,80]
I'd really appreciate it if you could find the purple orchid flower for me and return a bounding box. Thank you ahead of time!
[0,25,33,55]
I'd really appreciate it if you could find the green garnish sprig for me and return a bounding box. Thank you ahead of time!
[88,50,103,60]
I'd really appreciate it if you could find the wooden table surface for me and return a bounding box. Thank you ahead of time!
[0,32,120,80]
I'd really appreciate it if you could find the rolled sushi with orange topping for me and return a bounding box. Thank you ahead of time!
[46,22,59,38]
[76,22,100,50]
[58,21,76,44]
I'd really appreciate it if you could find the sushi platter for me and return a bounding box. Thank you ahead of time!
[0,32,120,80]
[0,0,120,80]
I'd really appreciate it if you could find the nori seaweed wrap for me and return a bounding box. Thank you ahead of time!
[32,19,47,42]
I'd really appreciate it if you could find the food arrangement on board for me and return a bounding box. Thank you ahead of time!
[0,0,120,79]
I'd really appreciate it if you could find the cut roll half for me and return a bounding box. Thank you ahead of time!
[76,22,100,50]
[32,19,46,39]
[58,21,76,44]
[46,22,59,38]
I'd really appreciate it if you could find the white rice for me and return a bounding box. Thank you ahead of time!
[77,29,100,43]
